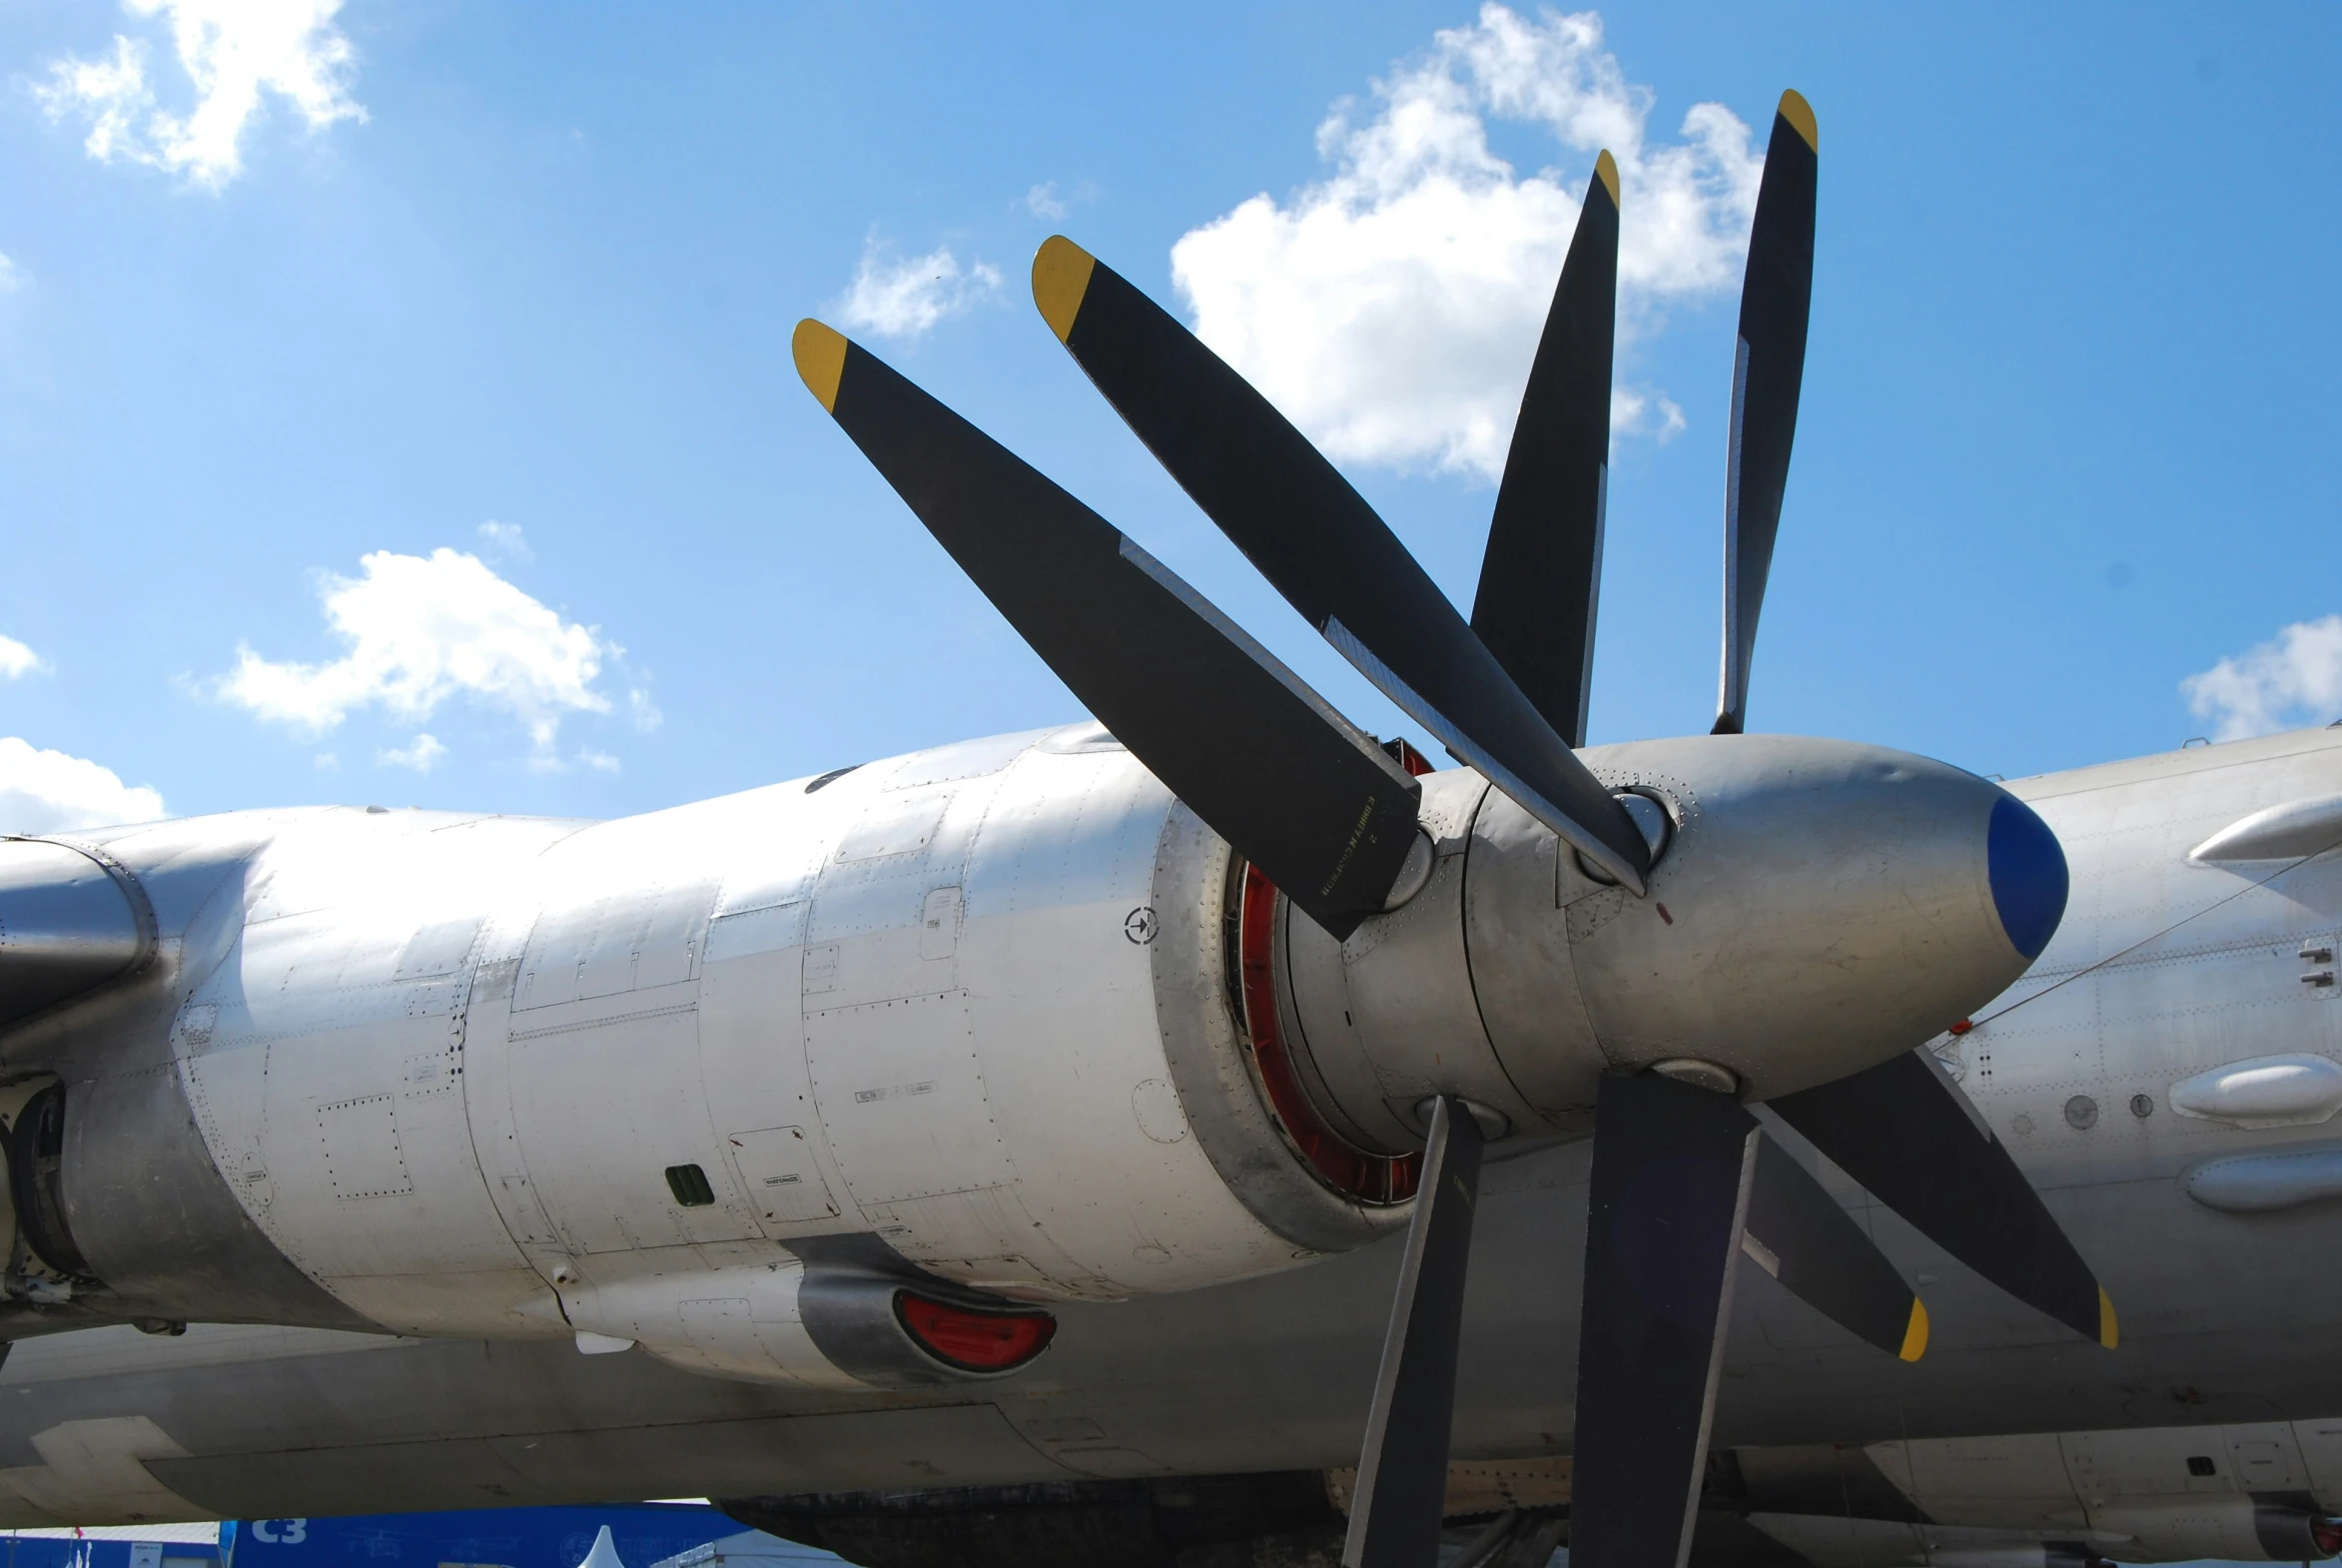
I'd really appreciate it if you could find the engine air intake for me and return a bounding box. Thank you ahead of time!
[894,1289,1056,1373]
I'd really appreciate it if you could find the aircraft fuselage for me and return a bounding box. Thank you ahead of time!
[0,723,2336,1538]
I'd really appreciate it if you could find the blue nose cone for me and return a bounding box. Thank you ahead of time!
[1987,793,2068,961]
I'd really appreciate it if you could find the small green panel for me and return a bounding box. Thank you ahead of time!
[664,1163,716,1207]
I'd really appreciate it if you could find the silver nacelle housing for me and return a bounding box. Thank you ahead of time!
[0,725,2049,1390]
[1250,734,2044,1155]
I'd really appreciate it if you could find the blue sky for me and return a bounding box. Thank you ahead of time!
[0,0,2336,831]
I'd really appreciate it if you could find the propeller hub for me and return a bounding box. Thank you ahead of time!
[1253,738,2062,1159]
[1459,733,2064,1119]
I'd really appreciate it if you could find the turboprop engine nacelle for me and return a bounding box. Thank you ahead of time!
[1154,730,2061,1240]
[0,722,2060,1390]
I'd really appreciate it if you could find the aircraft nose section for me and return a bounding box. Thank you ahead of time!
[1987,792,2067,962]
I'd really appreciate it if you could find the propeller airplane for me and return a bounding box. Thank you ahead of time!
[0,88,2337,1568]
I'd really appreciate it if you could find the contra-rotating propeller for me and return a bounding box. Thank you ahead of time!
[791,86,2110,1568]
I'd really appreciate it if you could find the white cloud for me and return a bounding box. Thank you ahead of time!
[1169,4,1764,480]
[833,240,1004,340]
[0,255,26,295]
[2182,615,2342,741]
[0,738,165,835]
[217,547,611,753]
[475,519,533,564]
[37,36,155,169]
[629,687,663,733]
[378,733,447,772]
[0,635,49,680]
[1612,386,1685,443]
[35,0,366,192]
[580,748,620,774]
[1022,180,1097,222]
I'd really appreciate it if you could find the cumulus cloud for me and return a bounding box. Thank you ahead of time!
[833,240,1004,340]
[0,738,165,835]
[0,255,25,295]
[474,519,532,564]
[0,636,48,680]
[34,0,366,192]
[217,548,611,754]
[1023,180,1098,221]
[1169,4,1764,480]
[1613,386,1685,443]
[377,733,447,772]
[629,687,662,733]
[2183,615,2342,741]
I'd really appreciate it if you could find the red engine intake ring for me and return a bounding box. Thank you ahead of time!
[1234,861,1420,1205]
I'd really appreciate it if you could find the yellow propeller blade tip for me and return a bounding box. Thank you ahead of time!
[2098,1287,2119,1349]
[1778,89,1818,152]
[1593,150,1620,205]
[1033,236,1097,344]
[792,319,849,413]
[1899,1297,1930,1362]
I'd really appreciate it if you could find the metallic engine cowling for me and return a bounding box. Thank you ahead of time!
[1252,734,2059,1164]
[1551,735,2055,1103]
[0,839,153,1032]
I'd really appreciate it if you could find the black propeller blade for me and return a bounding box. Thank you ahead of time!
[1032,237,1655,893]
[1560,1057,2098,1568]
[1769,1049,2117,1347]
[1746,1131,1928,1360]
[789,88,2113,1568]
[1471,150,1621,749]
[1571,1072,1761,1568]
[1713,90,1819,737]
[1343,1096,1487,1568]
[1567,1076,1937,1568]
[789,320,1423,940]
[1337,1099,1926,1568]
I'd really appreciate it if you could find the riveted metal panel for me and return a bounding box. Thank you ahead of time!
[507,1004,756,1253]
[806,991,1014,1206]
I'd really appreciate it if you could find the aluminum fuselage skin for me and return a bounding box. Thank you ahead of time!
[0,725,2336,1533]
